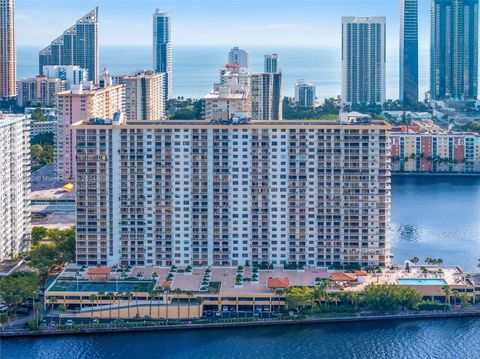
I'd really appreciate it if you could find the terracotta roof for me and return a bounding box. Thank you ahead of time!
[267,277,291,289]
[354,270,368,277]
[330,272,356,281]
[87,267,112,275]
[162,281,172,288]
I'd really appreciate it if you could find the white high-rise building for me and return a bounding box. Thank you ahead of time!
[42,65,89,90]
[251,72,282,120]
[153,9,172,100]
[117,70,166,121]
[0,114,30,260]
[73,116,391,268]
[264,54,279,73]
[295,80,316,110]
[228,47,249,68]
[341,17,386,105]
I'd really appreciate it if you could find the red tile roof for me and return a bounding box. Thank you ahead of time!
[267,277,291,289]
[354,270,368,277]
[330,272,356,281]
[162,281,172,288]
[87,267,112,275]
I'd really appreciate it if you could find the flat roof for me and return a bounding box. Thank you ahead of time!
[72,119,391,130]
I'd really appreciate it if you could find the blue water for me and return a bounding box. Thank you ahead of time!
[397,279,447,286]
[17,45,430,99]
[2,318,480,358]
[391,176,480,272]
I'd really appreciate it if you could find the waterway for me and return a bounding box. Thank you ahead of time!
[2,176,480,358]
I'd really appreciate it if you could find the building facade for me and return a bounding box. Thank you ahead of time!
[400,0,419,107]
[228,47,249,68]
[17,76,66,107]
[342,17,386,105]
[153,9,172,100]
[0,0,16,99]
[431,0,479,101]
[39,8,99,84]
[73,117,391,268]
[55,83,124,180]
[0,115,30,260]
[251,73,282,121]
[203,85,251,121]
[42,65,88,90]
[264,54,279,73]
[390,130,480,173]
[119,70,165,121]
[295,80,316,110]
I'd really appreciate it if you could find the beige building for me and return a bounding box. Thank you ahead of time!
[73,116,391,268]
[55,83,125,180]
[203,85,251,121]
[0,0,16,99]
[17,76,66,107]
[120,70,165,121]
[251,73,282,121]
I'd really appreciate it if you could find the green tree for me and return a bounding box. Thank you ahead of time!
[31,227,48,246]
[0,313,9,327]
[0,272,40,314]
[285,287,315,312]
[442,285,452,311]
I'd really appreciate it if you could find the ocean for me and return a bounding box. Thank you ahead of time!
[17,45,430,100]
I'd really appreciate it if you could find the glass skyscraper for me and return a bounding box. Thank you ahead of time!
[431,0,479,101]
[153,9,172,100]
[0,0,16,99]
[400,0,418,107]
[38,8,99,84]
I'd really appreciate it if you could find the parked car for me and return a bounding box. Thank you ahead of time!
[66,319,73,326]
[92,319,99,325]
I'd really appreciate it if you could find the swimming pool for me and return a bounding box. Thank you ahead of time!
[397,278,447,286]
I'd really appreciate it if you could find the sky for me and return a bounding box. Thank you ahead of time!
[16,0,432,49]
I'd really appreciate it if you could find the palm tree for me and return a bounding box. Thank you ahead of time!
[186,292,193,318]
[460,293,471,308]
[196,297,205,317]
[174,288,182,319]
[410,257,420,265]
[49,296,58,312]
[313,286,326,307]
[117,292,123,318]
[274,289,285,312]
[148,290,155,318]
[89,294,97,319]
[58,304,67,326]
[453,290,460,307]
[98,291,105,308]
[33,301,43,326]
[126,292,133,319]
[133,285,141,318]
[164,287,170,320]
[442,285,452,311]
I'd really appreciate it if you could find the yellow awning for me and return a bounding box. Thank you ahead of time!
[62,183,74,191]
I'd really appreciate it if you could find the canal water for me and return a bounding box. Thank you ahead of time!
[2,176,480,358]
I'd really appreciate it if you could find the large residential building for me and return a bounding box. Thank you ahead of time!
[219,64,251,90]
[153,9,172,100]
[228,47,249,68]
[390,125,480,173]
[73,116,391,268]
[341,17,386,105]
[42,65,88,90]
[0,0,16,99]
[251,73,282,121]
[400,0,419,107]
[203,85,251,121]
[295,80,316,110]
[118,70,166,121]
[39,8,99,84]
[0,114,30,260]
[431,0,479,101]
[55,83,124,180]
[264,54,279,73]
[17,76,67,107]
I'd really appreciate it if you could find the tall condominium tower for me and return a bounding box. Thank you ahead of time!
[431,0,479,101]
[295,80,316,110]
[0,0,16,99]
[400,0,419,107]
[0,114,30,260]
[264,54,279,73]
[17,76,66,107]
[55,83,124,180]
[153,9,172,100]
[119,70,166,121]
[73,117,391,268]
[251,73,282,120]
[341,17,386,105]
[39,8,99,84]
[228,47,249,68]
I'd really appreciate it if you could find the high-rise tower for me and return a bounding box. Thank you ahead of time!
[400,0,419,107]
[39,8,99,84]
[431,0,479,101]
[0,0,16,99]
[153,9,172,100]
[264,54,279,73]
[341,17,386,105]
